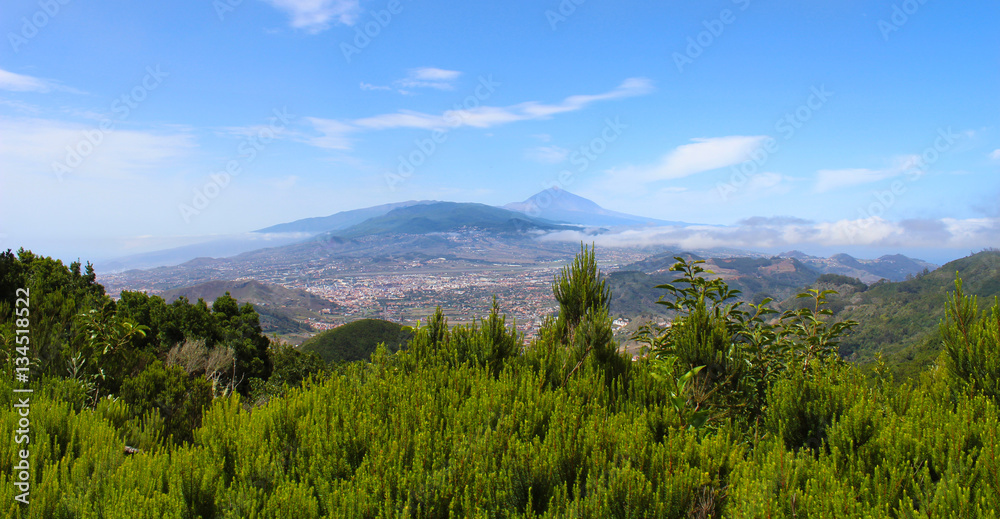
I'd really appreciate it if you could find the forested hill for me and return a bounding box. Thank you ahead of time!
[301,318,413,364]
[799,249,1000,378]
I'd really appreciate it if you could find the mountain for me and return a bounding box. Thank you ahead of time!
[98,201,438,272]
[98,202,585,294]
[797,253,937,283]
[608,255,821,317]
[254,200,433,234]
[504,188,687,227]
[606,249,939,319]
[301,319,413,364]
[327,201,576,239]
[95,233,310,272]
[787,249,1000,379]
[158,279,339,335]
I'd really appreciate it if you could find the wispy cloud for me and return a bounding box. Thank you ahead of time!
[306,77,654,150]
[0,68,80,94]
[525,145,569,164]
[262,0,361,33]
[813,155,919,193]
[360,68,465,94]
[990,149,1000,161]
[396,67,461,91]
[607,135,768,183]
[0,116,194,180]
[360,82,392,92]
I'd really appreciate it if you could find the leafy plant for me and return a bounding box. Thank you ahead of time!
[940,275,1000,403]
[650,358,710,430]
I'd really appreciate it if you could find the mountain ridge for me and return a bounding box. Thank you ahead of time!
[503,188,687,227]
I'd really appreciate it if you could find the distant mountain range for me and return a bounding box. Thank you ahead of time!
[607,250,939,317]
[95,234,309,272]
[97,190,938,302]
[325,201,576,239]
[254,200,434,234]
[97,190,645,272]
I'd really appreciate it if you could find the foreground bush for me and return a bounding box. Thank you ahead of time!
[1,248,999,517]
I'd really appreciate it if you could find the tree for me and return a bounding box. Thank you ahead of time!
[634,257,857,431]
[552,243,610,340]
[941,275,1000,403]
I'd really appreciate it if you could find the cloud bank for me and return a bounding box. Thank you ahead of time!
[537,216,1000,251]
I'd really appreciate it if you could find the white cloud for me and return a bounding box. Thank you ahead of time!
[0,68,80,94]
[0,116,195,180]
[0,69,51,92]
[302,117,355,150]
[360,68,467,94]
[813,155,920,193]
[410,68,461,81]
[608,135,769,183]
[536,215,1000,251]
[360,82,392,91]
[525,145,569,164]
[814,168,895,193]
[990,149,1000,160]
[262,0,361,33]
[396,68,462,90]
[304,77,654,150]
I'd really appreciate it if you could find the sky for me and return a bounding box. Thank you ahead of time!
[1,0,998,264]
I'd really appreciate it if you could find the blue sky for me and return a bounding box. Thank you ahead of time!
[1,0,997,263]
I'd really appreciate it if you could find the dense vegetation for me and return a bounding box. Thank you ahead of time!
[2,246,999,517]
[804,249,1000,378]
[300,319,413,364]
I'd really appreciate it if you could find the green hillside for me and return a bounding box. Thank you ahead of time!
[792,249,1000,378]
[301,318,414,364]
